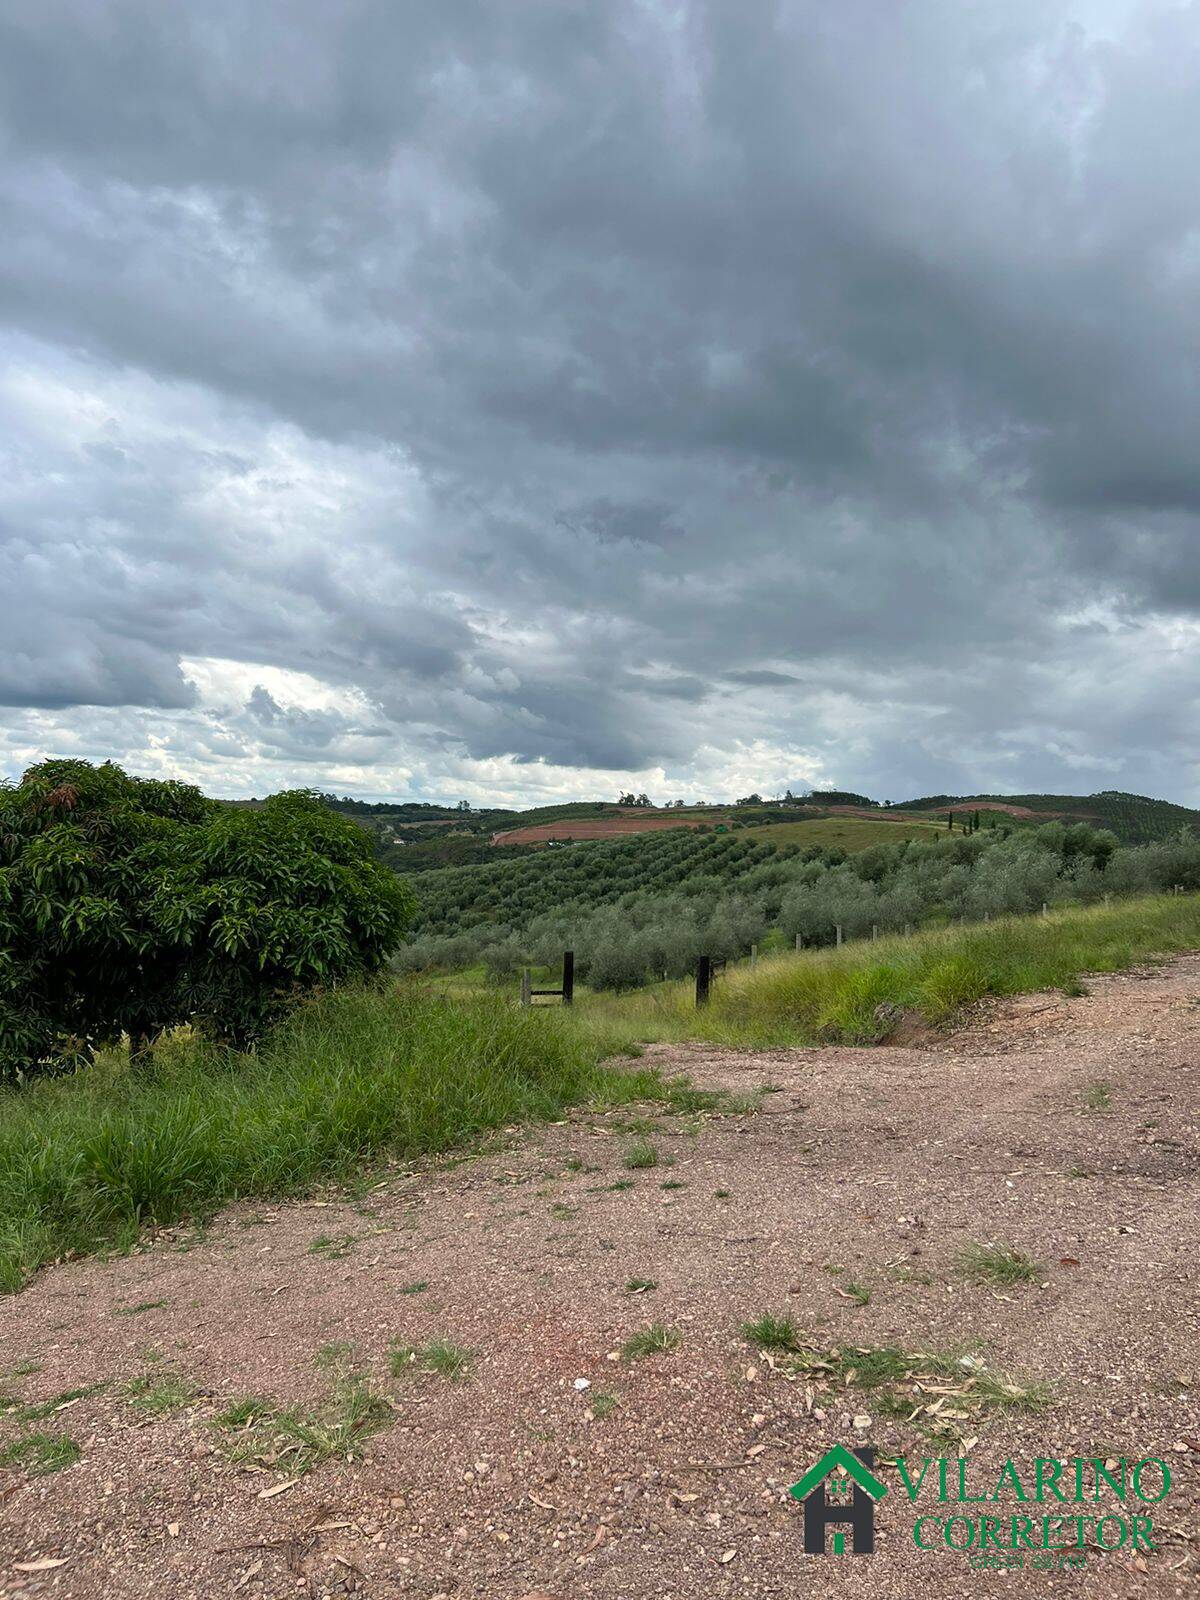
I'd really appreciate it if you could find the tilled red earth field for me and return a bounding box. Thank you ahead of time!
[490,815,736,845]
[2,961,1199,1599]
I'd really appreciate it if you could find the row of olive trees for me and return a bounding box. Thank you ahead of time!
[395,821,1200,991]
[392,890,768,992]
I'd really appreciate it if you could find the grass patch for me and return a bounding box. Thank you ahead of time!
[1083,1080,1112,1112]
[743,1313,801,1351]
[214,1396,272,1429]
[589,1391,620,1419]
[389,1336,474,1382]
[721,1089,765,1114]
[623,1140,662,1170]
[625,1277,658,1295]
[314,1341,355,1370]
[956,1241,1041,1286]
[308,1233,357,1259]
[744,1332,1049,1443]
[621,1324,680,1361]
[606,1114,660,1134]
[398,1279,429,1295]
[13,1383,107,1422]
[115,1299,170,1316]
[127,1372,197,1415]
[0,985,661,1291]
[213,1374,391,1474]
[0,1431,80,1475]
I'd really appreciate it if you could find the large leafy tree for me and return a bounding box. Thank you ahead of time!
[0,760,416,1077]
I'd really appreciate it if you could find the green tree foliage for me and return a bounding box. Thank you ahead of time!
[806,790,878,807]
[0,760,415,1077]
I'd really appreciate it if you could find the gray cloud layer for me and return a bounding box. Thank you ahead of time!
[2,0,1199,803]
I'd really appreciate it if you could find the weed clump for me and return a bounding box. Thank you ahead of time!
[213,1373,392,1472]
[389,1337,474,1382]
[956,1242,1041,1286]
[621,1324,680,1361]
[740,1327,1048,1444]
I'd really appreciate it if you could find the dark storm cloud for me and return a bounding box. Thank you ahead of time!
[2,0,1199,800]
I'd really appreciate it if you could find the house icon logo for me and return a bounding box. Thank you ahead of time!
[788,1444,888,1554]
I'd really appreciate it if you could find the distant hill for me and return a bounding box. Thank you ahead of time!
[319,786,1200,861]
[890,791,1200,844]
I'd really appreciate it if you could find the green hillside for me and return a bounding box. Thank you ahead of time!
[894,790,1200,843]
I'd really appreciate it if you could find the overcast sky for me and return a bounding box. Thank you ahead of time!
[4,0,1200,806]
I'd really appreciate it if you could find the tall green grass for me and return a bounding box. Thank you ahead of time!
[574,892,1200,1048]
[0,987,652,1293]
[6,893,1200,1294]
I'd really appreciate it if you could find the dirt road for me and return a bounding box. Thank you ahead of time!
[2,959,1198,1598]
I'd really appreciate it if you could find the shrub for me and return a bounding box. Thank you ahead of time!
[0,760,415,1077]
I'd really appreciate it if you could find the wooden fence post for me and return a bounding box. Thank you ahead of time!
[520,968,532,1008]
[695,955,712,1008]
[835,925,843,947]
[795,933,803,951]
[871,924,878,941]
[562,949,574,1006]
[750,943,758,968]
